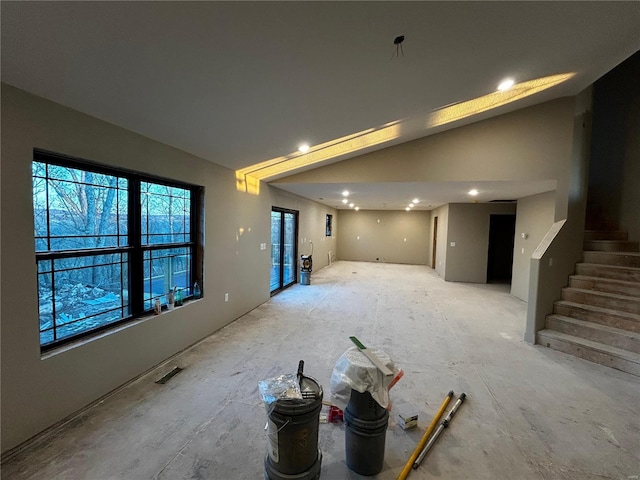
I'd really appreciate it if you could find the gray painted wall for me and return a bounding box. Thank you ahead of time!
[0,84,335,453]
[587,51,640,239]
[268,186,338,271]
[526,89,593,343]
[273,98,575,186]
[444,203,517,283]
[337,210,431,264]
[511,191,557,301]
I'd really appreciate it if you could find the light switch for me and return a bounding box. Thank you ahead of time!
[450,242,456,247]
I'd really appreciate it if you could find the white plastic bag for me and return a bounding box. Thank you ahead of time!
[329,346,398,411]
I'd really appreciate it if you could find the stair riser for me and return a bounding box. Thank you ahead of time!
[583,252,640,268]
[584,231,628,241]
[569,278,640,297]
[554,303,640,333]
[583,241,639,252]
[561,290,640,314]
[546,317,640,353]
[576,264,640,282]
[537,332,640,376]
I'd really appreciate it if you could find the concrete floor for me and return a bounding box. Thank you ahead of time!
[3,261,639,480]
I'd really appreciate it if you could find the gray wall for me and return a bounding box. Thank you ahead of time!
[444,203,517,283]
[0,84,335,453]
[337,210,431,264]
[273,98,575,186]
[268,186,338,270]
[587,51,640,239]
[511,191,557,301]
[526,89,593,343]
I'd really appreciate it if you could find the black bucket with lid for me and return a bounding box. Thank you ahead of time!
[346,389,387,421]
[264,363,323,479]
[344,407,389,476]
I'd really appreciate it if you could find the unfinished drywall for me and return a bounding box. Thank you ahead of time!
[511,191,556,301]
[336,209,431,264]
[444,203,517,283]
[0,84,333,454]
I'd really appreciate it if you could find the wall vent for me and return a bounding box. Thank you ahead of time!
[155,366,183,384]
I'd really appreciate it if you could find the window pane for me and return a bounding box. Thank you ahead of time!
[32,163,128,252]
[38,253,129,346]
[38,271,53,335]
[141,181,191,245]
[142,247,192,310]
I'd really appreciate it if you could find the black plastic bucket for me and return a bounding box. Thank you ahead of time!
[346,389,387,421]
[344,404,389,476]
[264,450,322,480]
[265,375,323,478]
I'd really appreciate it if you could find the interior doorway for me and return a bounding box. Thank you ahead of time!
[432,216,438,268]
[487,214,516,283]
[270,207,298,294]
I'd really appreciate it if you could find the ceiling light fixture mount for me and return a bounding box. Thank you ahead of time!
[392,35,405,58]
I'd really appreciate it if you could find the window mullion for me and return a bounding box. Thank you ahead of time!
[129,178,144,315]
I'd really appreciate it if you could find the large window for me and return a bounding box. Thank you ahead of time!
[32,150,203,351]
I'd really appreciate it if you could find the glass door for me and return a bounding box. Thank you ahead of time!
[270,207,298,294]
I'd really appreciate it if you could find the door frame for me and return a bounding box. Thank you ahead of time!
[270,207,299,295]
[432,216,438,268]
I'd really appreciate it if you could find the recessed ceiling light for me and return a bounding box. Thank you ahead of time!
[405,207,411,211]
[497,78,515,91]
[468,189,479,196]
[342,199,348,204]
[349,203,354,208]
[409,203,414,208]
[412,198,419,203]
[298,144,310,153]
[355,207,360,211]
[342,190,349,197]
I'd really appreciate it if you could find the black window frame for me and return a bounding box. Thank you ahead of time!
[33,149,204,352]
[325,214,333,237]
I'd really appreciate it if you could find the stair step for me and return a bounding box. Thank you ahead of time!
[569,275,640,297]
[575,263,640,282]
[546,315,640,353]
[554,300,640,333]
[583,251,640,268]
[561,287,640,314]
[583,240,639,252]
[537,330,640,376]
[584,231,629,241]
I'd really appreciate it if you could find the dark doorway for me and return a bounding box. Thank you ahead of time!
[487,214,516,283]
[432,216,438,268]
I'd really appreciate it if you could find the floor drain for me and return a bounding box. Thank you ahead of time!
[155,366,183,384]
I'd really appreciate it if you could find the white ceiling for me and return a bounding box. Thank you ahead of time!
[2,2,639,210]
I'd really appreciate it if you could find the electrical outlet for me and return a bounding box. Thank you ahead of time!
[224,293,229,302]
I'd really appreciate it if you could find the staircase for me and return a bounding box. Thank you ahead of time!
[537,230,640,376]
